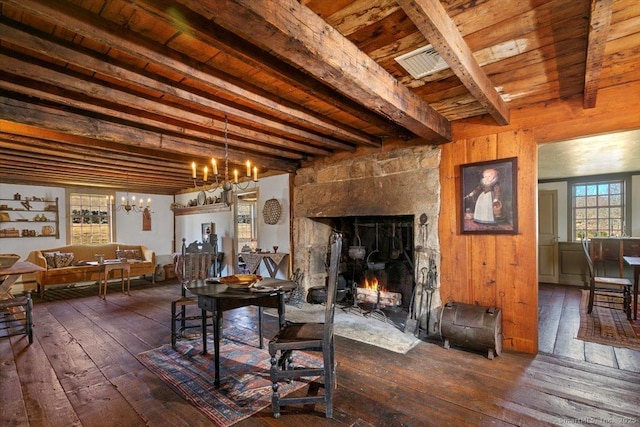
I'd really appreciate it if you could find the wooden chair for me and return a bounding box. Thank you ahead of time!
[582,238,632,320]
[268,232,342,419]
[171,238,218,349]
[0,292,33,344]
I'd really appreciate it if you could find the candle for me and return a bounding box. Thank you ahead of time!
[138,199,143,208]
[203,166,208,182]
[246,160,251,176]
[191,161,196,178]
[121,196,125,206]
[234,169,238,183]
[132,196,136,204]
[253,166,258,181]
[147,198,151,207]
[211,158,218,175]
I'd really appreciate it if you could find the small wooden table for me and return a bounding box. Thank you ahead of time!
[623,256,640,320]
[87,260,131,299]
[0,261,45,300]
[187,278,296,387]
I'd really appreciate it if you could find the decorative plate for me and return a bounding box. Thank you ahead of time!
[197,191,206,206]
[263,198,281,225]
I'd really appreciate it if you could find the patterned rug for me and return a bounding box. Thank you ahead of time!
[138,326,321,426]
[577,290,640,350]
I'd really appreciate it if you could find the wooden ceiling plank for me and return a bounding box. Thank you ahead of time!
[0,39,347,154]
[396,0,510,126]
[177,0,451,143]
[0,73,321,160]
[131,0,405,141]
[583,0,614,109]
[2,0,377,147]
[0,97,299,172]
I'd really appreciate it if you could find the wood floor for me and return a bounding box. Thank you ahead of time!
[1,280,639,426]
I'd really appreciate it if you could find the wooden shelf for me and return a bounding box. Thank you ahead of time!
[171,203,231,216]
[0,197,59,239]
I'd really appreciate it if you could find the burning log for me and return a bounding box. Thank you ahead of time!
[356,287,402,307]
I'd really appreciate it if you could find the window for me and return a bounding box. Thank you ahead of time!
[70,193,111,244]
[572,179,625,240]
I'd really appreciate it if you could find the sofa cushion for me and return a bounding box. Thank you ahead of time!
[116,249,144,261]
[54,252,75,268]
[43,252,58,268]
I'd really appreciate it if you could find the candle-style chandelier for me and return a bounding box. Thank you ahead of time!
[190,115,258,205]
[109,173,150,214]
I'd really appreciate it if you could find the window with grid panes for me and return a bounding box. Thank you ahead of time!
[573,179,624,240]
[70,193,111,244]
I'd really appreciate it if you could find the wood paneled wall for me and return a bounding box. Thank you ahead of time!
[439,81,640,354]
[439,130,538,354]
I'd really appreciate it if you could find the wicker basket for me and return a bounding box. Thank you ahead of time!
[0,253,20,269]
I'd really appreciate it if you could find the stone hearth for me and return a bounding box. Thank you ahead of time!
[291,145,443,336]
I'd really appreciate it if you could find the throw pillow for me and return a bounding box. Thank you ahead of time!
[54,252,74,268]
[43,252,58,269]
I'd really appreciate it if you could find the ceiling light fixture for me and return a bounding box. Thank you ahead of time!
[190,115,258,205]
[108,173,150,214]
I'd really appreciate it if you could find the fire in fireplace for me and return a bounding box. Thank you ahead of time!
[356,277,402,307]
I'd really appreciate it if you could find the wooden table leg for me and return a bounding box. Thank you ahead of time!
[634,266,639,320]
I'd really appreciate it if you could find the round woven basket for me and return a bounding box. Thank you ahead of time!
[263,198,281,225]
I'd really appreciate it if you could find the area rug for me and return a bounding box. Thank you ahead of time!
[266,303,422,354]
[138,326,321,426]
[577,290,640,350]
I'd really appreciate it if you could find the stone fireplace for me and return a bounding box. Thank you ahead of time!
[291,145,443,336]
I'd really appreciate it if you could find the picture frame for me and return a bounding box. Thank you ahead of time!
[201,222,215,243]
[460,157,518,234]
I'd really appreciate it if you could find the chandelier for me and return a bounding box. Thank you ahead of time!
[190,115,258,205]
[109,173,150,214]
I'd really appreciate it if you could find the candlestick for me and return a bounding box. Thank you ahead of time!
[211,158,218,175]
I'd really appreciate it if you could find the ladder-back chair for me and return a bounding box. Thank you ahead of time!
[171,238,219,349]
[268,232,342,418]
[582,238,632,320]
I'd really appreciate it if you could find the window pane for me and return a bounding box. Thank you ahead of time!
[572,179,624,240]
[70,193,111,245]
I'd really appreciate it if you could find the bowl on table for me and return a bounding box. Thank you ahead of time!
[218,274,263,288]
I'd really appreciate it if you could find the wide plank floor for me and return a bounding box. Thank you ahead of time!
[1,280,639,426]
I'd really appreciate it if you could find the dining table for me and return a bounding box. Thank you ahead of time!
[186,277,296,387]
[623,256,640,320]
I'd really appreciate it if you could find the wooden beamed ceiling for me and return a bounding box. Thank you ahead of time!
[0,0,638,194]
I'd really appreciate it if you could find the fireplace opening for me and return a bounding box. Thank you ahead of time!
[320,215,415,329]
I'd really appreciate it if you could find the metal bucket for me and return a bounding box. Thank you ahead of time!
[440,302,502,359]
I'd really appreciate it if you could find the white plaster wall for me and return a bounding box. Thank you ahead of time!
[174,173,291,278]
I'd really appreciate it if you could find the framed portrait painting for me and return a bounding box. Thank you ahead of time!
[460,157,518,234]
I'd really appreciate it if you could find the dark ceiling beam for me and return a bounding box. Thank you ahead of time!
[178,0,451,143]
[583,0,614,109]
[0,97,299,172]
[131,0,407,141]
[396,0,510,126]
[2,0,378,147]
[0,37,348,154]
